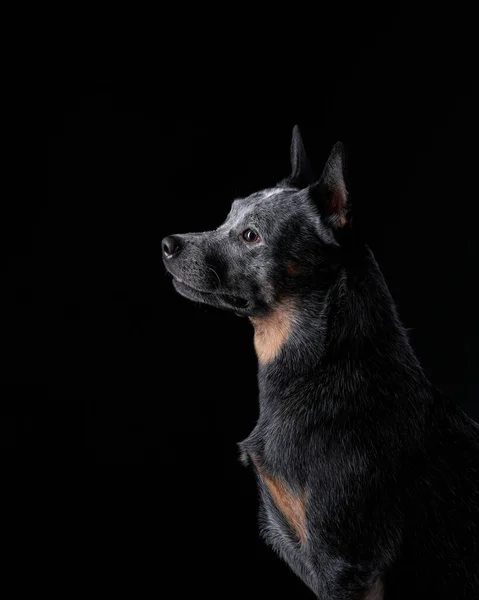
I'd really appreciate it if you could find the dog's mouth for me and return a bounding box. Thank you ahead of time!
[171,276,249,312]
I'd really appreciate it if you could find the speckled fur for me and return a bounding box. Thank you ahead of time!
[163,126,479,599]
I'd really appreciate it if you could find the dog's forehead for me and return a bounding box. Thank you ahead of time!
[243,186,298,206]
[224,187,298,227]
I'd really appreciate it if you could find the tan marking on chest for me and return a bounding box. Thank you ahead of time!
[250,300,295,364]
[253,458,307,543]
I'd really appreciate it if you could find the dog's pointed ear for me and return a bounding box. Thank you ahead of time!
[309,142,349,228]
[287,125,315,188]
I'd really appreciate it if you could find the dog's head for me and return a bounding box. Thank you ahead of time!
[162,126,350,317]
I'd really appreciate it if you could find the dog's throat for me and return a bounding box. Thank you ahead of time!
[250,300,295,364]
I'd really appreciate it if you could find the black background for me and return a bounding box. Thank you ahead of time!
[6,15,479,598]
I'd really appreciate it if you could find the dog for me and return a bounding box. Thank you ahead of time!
[162,126,479,599]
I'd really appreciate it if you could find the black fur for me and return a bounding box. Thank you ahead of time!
[162,126,479,599]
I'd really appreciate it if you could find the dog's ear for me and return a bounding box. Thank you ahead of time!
[309,142,349,228]
[286,125,316,188]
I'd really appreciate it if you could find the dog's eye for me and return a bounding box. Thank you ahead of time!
[242,228,260,243]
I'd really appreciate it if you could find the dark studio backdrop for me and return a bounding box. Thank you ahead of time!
[8,19,479,598]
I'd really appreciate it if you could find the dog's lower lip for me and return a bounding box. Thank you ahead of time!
[172,276,211,293]
[172,277,248,309]
[230,296,248,308]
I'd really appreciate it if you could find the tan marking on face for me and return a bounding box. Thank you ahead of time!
[286,260,299,275]
[364,579,384,600]
[251,455,307,543]
[250,300,295,364]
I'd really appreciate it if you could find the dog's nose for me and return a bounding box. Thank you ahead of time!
[162,235,182,258]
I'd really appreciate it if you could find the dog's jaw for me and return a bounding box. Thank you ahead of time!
[172,277,251,315]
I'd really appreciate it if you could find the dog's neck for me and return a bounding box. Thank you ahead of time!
[250,248,426,405]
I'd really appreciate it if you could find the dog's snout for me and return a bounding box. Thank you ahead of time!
[162,235,182,258]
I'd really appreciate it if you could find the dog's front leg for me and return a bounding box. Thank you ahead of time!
[307,513,395,599]
[312,558,384,600]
